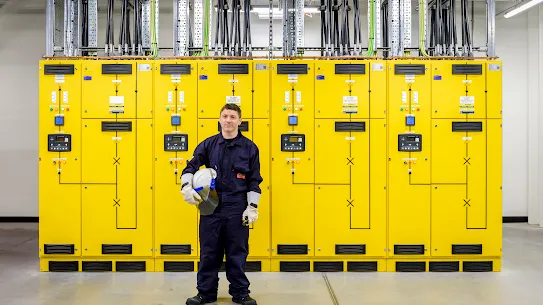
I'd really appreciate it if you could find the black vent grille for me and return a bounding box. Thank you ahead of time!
[452,244,483,255]
[277,244,308,255]
[160,64,191,74]
[347,261,378,272]
[44,244,75,255]
[335,122,366,132]
[245,261,262,272]
[116,261,146,272]
[429,262,460,272]
[396,262,426,272]
[277,64,308,74]
[218,64,249,74]
[394,245,425,255]
[452,64,483,75]
[102,64,132,74]
[463,261,493,272]
[82,261,113,271]
[314,262,343,272]
[280,261,310,272]
[49,261,78,272]
[335,244,366,254]
[102,244,132,254]
[161,244,191,255]
[102,122,132,132]
[452,122,483,132]
[394,64,425,75]
[44,65,75,75]
[164,261,195,272]
[335,64,366,74]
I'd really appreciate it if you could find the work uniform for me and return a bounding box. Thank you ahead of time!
[182,130,262,301]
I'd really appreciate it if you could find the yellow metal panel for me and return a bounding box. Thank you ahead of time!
[432,60,486,119]
[486,61,502,119]
[249,119,270,257]
[270,61,315,256]
[369,60,387,119]
[387,60,431,257]
[486,119,503,257]
[38,60,82,257]
[368,119,387,257]
[198,60,253,118]
[315,61,369,119]
[253,60,270,119]
[81,60,137,119]
[136,61,154,119]
[153,60,199,258]
[81,119,152,257]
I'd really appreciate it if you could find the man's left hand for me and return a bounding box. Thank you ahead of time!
[243,204,258,226]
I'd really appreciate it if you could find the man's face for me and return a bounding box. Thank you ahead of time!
[219,109,241,133]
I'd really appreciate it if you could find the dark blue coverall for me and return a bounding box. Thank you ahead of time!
[182,130,263,300]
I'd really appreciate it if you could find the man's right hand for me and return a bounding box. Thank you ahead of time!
[182,185,201,205]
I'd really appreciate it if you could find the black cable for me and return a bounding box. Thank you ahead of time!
[320,0,326,56]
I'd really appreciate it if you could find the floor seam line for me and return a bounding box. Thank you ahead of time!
[322,273,339,305]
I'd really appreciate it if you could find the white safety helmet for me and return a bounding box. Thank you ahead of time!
[192,168,219,215]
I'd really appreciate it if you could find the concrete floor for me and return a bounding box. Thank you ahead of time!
[0,223,542,305]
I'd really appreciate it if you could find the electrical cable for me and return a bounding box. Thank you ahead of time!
[366,0,375,56]
[419,0,429,56]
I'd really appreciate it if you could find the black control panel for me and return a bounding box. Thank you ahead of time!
[164,134,188,151]
[281,134,305,152]
[48,134,72,152]
[398,134,422,151]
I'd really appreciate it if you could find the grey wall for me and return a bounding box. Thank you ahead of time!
[0,0,530,217]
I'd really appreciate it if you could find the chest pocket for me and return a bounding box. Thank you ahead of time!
[231,154,250,187]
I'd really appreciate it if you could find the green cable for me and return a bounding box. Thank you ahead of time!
[151,0,158,58]
[366,0,375,56]
[203,0,210,56]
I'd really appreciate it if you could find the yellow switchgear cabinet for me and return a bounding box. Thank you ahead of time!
[38,59,502,273]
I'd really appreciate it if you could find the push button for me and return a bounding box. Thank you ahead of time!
[54,115,64,126]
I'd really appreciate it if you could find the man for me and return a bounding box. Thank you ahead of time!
[181,103,262,305]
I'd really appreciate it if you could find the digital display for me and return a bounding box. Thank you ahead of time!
[172,135,185,143]
[48,134,71,151]
[289,136,299,143]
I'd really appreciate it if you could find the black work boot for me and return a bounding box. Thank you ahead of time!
[232,295,257,305]
[185,294,216,305]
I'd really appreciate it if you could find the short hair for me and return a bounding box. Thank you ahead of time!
[220,103,242,118]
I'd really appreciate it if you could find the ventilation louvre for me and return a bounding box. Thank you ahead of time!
[429,262,460,272]
[102,244,132,254]
[102,64,132,74]
[394,64,425,75]
[44,244,75,255]
[82,261,113,271]
[116,261,146,272]
[452,244,483,255]
[44,65,75,75]
[218,64,249,74]
[347,261,378,272]
[280,261,310,272]
[277,64,308,74]
[335,244,366,255]
[245,261,262,272]
[49,261,78,272]
[160,64,191,74]
[452,122,483,132]
[396,262,426,272]
[335,64,366,74]
[161,244,191,255]
[394,245,425,255]
[164,261,195,272]
[102,122,132,132]
[335,122,366,132]
[463,261,493,272]
[277,244,308,255]
[452,64,483,75]
[314,262,343,272]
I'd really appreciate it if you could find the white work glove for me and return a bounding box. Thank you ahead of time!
[243,191,260,226]
[181,173,201,205]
